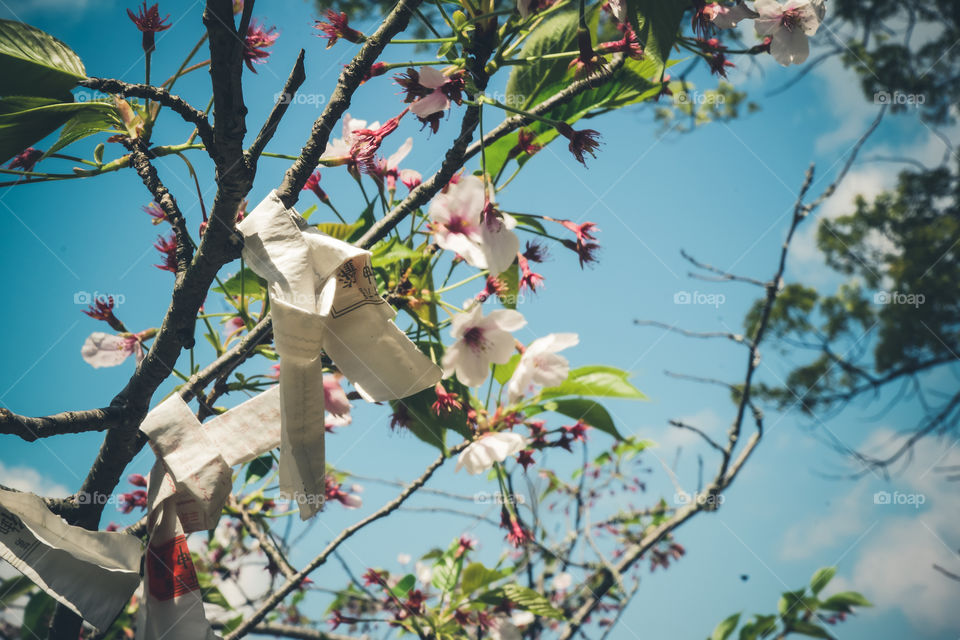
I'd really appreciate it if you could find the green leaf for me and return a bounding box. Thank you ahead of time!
[0,19,85,100]
[346,201,378,243]
[711,613,741,640]
[625,0,688,67]
[810,566,836,595]
[493,353,522,385]
[777,589,809,618]
[42,101,120,159]
[245,454,274,483]
[486,56,664,180]
[499,262,520,309]
[540,366,646,400]
[505,7,580,112]
[198,573,232,609]
[537,398,625,440]
[212,268,267,300]
[461,562,506,595]
[20,591,55,639]
[790,620,832,638]
[431,553,462,594]
[0,575,35,608]
[316,219,364,241]
[502,583,565,619]
[371,237,423,269]
[819,591,872,611]
[0,97,112,164]
[390,382,473,452]
[390,574,416,598]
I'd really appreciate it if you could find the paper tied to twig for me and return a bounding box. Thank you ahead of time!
[136,386,282,640]
[237,190,442,519]
[0,488,142,631]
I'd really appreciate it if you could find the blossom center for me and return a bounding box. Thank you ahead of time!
[780,8,802,31]
[463,326,489,353]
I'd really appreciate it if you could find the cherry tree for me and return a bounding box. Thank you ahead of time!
[0,1,872,639]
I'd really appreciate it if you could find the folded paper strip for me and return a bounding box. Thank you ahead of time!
[237,190,442,519]
[0,489,143,630]
[0,191,441,635]
[136,386,283,639]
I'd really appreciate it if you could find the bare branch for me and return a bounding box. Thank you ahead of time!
[225,442,469,640]
[668,419,726,454]
[246,50,307,165]
[0,407,122,442]
[634,320,749,346]
[275,0,425,207]
[679,249,767,287]
[78,77,216,154]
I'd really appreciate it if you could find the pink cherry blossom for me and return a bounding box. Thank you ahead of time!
[323,373,352,427]
[81,332,145,368]
[371,137,422,191]
[507,333,579,403]
[428,175,519,276]
[321,113,379,163]
[442,303,526,387]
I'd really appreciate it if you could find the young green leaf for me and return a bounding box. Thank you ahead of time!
[0,19,86,100]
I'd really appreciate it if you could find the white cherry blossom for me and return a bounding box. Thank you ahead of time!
[507,333,579,403]
[754,0,825,65]
[442,303,526,387]
[455,431,527,475]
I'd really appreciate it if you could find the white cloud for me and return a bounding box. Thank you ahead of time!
[814,57,881,154]
[0,461,70,498]
[781,431,960,633]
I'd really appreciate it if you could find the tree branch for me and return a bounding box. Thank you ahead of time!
[275,0,425,207]
[224,442,468,640]
[78,77,215,154]
[245,49,307,166]
[0,407,122,442]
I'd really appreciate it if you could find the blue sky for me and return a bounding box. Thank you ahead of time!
[1,1,958,638]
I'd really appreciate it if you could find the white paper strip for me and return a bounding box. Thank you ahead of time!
[0,488,142,630]
[137,462,218,640]
[237,190,441,519]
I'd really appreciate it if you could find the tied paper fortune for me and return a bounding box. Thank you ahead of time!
[136,386,282,639]
[0,488,142,631]
[237,190,442,518]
